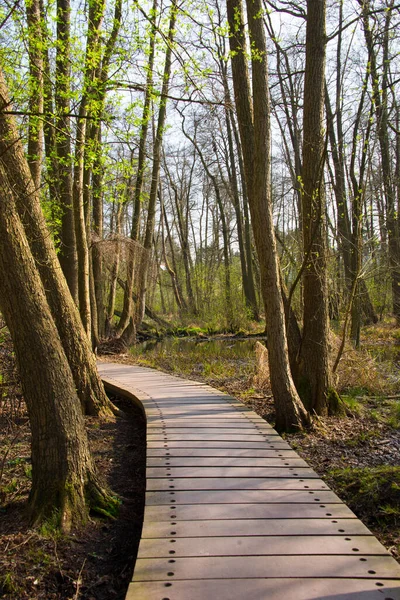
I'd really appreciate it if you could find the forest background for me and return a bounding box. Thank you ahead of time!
[1,0,400,597]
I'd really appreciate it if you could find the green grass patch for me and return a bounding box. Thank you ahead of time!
[388,401,400,429]
[130,336,256,391]
[328,466,400,527]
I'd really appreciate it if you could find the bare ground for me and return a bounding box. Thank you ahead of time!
[0,392,146,599]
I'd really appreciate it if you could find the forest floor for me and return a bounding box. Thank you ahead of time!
[0,324,146,600]
[1,320,400,598]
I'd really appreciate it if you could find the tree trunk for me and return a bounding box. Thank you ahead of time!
[55,0,78,302]
[134,0,178,327]
[25,0,44,190]
[297,0,337,415]
[227,0,309,431]
[221,59,259,320]
[359,0,400,324]
[0,69,115,417]
[0,164,115,530]
[117,0,158,335]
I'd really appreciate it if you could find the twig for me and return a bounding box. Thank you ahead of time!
[73,558,86,600]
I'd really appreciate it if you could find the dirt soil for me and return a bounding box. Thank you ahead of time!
[0,392,146,600]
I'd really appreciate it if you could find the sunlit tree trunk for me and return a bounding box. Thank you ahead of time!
[0,69,115,417]
[55,0,78,302]
[0,162,115,529]
[298,0,337,415]
[227,0,309,431]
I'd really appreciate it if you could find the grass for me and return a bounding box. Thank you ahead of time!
[327,466,400,528]
[0,572,20,595]
[130,336,256,394]
[388,401,400,429]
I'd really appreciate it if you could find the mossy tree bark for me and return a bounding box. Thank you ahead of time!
[0,68,115,417]
[0,164,115,530]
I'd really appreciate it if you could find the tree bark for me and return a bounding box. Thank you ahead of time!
[55,0,78,302]
[227,0,309,431]
[298,0,336,415]
[0,164,114,529]
[0,69,115,417]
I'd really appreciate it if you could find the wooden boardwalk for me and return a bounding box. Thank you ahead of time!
[99,362,400,600]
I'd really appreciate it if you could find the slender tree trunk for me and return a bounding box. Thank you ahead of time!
[134,0,178,327]
[72,0,107,338]
[117,0,158,335]
[25,0,43,190]
[359,0,400,323]
[298,0,336,415]
[227,0,309,431]
[105,201,123,336]
[180,119,233,328]
[160,186,186,311]
[55,0,78,302]
[92,127,106,338]
[221,60,259,320]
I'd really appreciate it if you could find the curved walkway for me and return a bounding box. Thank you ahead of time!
[98,362,400,600]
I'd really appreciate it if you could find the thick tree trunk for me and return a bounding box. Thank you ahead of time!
[0,70,115,417]
[0,165,114,529]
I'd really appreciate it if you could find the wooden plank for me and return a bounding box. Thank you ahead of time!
[146,457,309,468]
[146,466,320,478]
[145,489,341,505]
[144,502,355,520]
[99,364,400,600]
[146,477,330,491]
[147,440,293,449]
[141,518,372,538]
[133,555,400,580]
[147,423,277,430]
[148,432,274,440]
[137,534,389,558]
[126,579,400,600]
[147,448,300,457]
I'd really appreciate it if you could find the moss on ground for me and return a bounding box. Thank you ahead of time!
[327,466,400,527]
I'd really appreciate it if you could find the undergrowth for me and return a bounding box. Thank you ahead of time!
[327,466,400,528]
